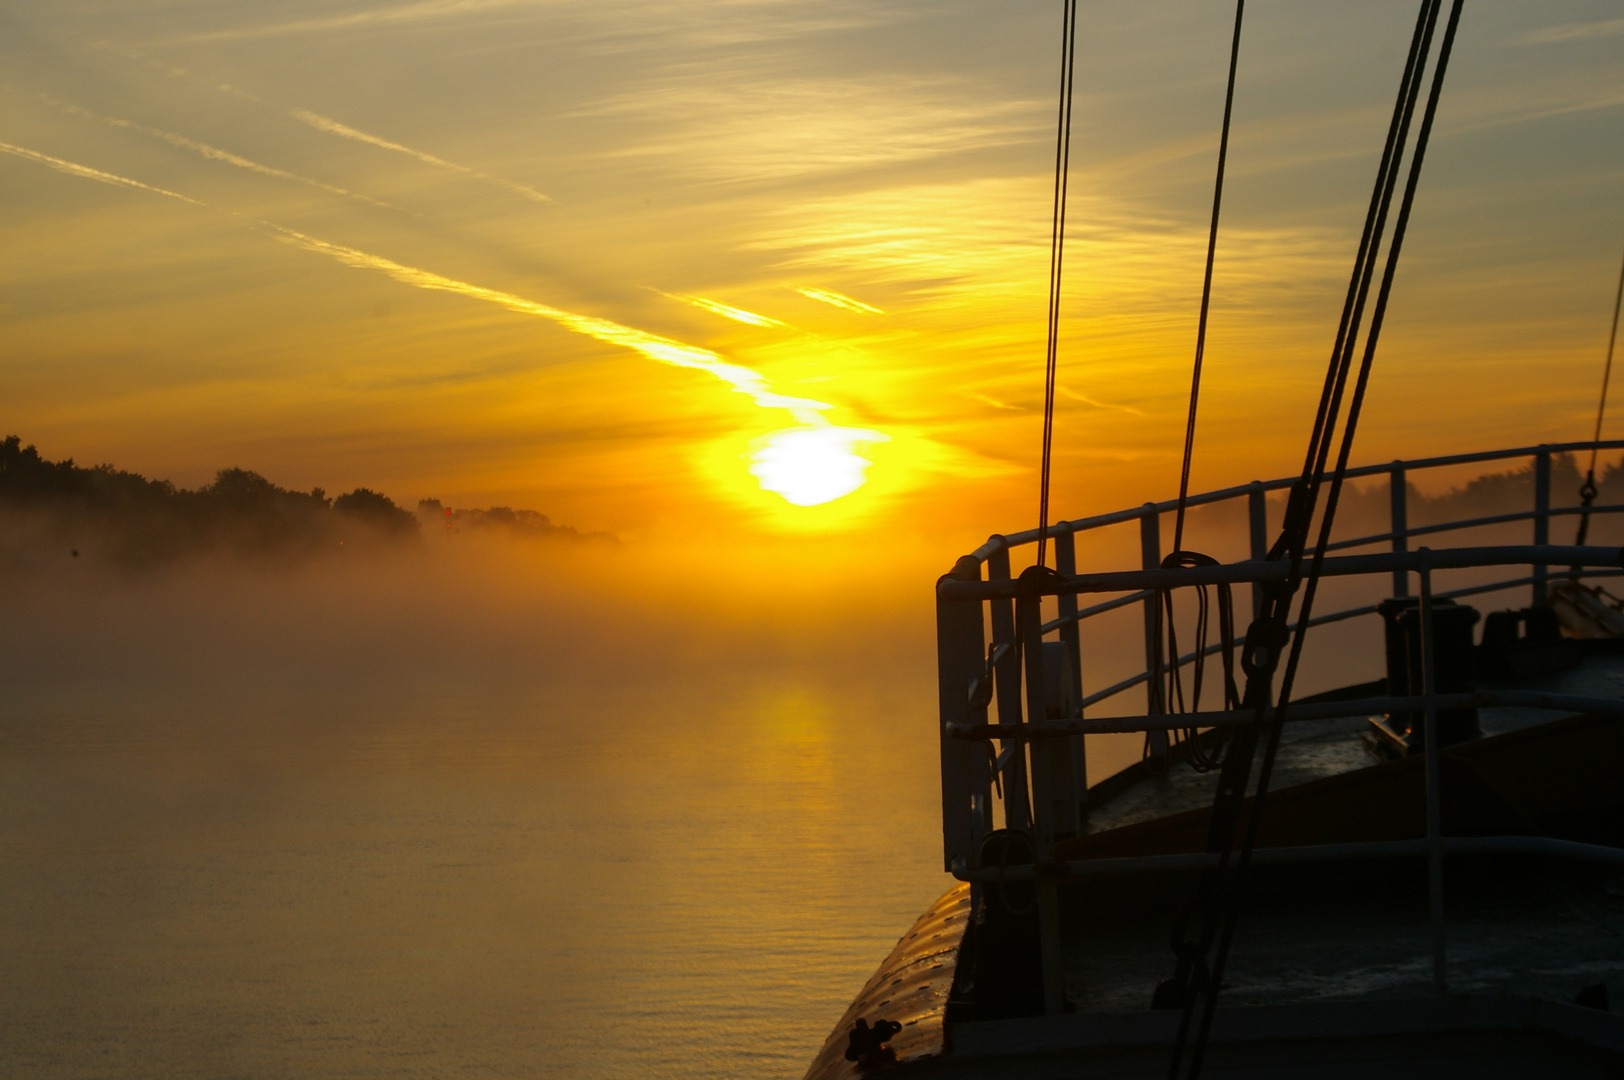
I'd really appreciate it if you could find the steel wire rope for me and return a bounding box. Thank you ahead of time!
[1575,242,1624,547]
[1035,0,1080,570]
[1153,0,1247,780]
[1162,2,1455,1076]
[1182,4,1466,1077]
[1171,0,1246,557]
[1160,0,1438,1053]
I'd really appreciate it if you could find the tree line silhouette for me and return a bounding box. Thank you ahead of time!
[0,436,601,565]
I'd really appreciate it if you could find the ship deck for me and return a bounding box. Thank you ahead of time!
[1082,647,1624,837]
[806,650,1624,1079]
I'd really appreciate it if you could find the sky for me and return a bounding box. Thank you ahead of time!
[1,0,1622,553]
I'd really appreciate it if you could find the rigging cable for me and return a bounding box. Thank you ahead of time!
[1160,2,1464,1078]
[1148,0,1247,778]
[1035,0,1080,569]
[1575,241,1624,547]
[1171,0,1246,557]
[1185,4,1467,1078]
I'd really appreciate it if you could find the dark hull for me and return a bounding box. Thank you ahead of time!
[805,707,1624,1078]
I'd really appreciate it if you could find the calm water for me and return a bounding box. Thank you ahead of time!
[0,522,1406,1078]
[0,557,996,1080]
[0,675,959,1078]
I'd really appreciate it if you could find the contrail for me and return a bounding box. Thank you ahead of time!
[0,141,203,204]
[659,291,785,328]
[269,227,833,420]
[43,97,397,211]
[292,110,551,203]
[1059,386,1145,416]
[94,49,551,204]
[796,286,884,315]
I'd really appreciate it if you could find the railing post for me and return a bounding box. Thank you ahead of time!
[1018,584,1066,1017]
[1417,549,1448,994]
[986,542,1032,831]
[1533,447,1551,606]
[1248,482,1268,621]
[1053,526,1088,822]
[937,556,989,873]
[1139,505,1168,765]
[1390,462,1409,599]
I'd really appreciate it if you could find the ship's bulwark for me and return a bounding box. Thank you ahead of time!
[802,885,970,1080]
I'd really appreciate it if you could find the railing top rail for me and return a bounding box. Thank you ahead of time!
[968,439,1624,562]
[939,543,1624,602]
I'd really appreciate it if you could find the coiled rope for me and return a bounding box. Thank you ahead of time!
[1147,0,1247,779]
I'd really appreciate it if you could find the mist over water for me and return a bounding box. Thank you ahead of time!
[0,540,958,1079]
[3,453,1613,1078]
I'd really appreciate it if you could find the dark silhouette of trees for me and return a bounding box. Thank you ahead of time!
[414,497,610,542]
[0,435,606,566]
[334,488,416,534]
[0,436,419,565]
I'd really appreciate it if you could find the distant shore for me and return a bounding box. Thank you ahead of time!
[0,435,609,567]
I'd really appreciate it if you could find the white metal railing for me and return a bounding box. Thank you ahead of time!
[934,440,1624,1017]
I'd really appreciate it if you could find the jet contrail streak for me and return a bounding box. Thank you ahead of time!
[796,287,884,315]
[45,98,397,211]
[660,291,785,328]
[268,226,832,420]
[0,141,203,204]
[292,110,552,203]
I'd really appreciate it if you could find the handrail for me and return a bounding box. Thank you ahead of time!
[1033,568,1624,713]
[1039,589,1150,634]
[935,439,1624,1016]
[1323,502,1624,553]
[941,544,1624,602]
[968,439,1624,560]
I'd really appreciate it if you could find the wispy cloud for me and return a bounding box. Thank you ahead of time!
[1059,387,1144,416]
[1521,17,1624,45]
[0,141,203,205]
[268,227,836,420]
[171,0,528,43]
[963,391,1021,411]
[660,291,784,327]
[575,74,1040,184]
[795,287,882,314]
[0,137,830,429]
[291,110,550,202]
[41,96,398,210]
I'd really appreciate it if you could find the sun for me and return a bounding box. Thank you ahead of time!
[749,424,890,506]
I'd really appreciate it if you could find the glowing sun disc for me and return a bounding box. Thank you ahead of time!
[749,425,890,506]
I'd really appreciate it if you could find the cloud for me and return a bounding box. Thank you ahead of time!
[42,96,398,211]
[170,0,530,43]
[268,225,834,420]
[795,287,883,314]
[962,391,1021,412]
[1058,387,1145,416]
[659,291,785,327]
[291,110,551,203]
[1521,17,1624,45]
[573,74,1041,185]
[0,141,203,205]
[0,140,868,473]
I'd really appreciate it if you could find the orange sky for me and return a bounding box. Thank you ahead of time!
[1,0,1622,559]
